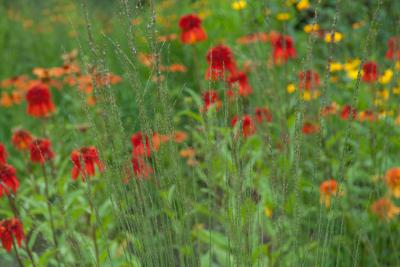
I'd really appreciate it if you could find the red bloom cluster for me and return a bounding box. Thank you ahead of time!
[12,130,33,151]
[271,34,296,64]
[255,107,272,124]
[302,122,319,135]
[340,105,357,120]
[231,115,256,138]
[299,70,320,91]
[202,90,222,112]
[178,14,207,44]
[131,132,152,158]
[71,146,103,181]
[0,163,19,197]
[206,45,236,80]
[0,218,25,252]
[386,36,400,60]
[227,72,253,97]
[26,84,56,117]
[0,143,7,164]
[130,132,168,178]
[30,138,54,164]
[362,61,378,83]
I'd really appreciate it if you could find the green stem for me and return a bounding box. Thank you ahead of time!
[87,180,100,267]
[42,164,62,267]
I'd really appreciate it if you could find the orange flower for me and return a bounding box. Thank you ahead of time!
[173,131,187,143]
[320,179,338,208]
[158,33,178,42]
[358,110,375,122]
[0,93,13,107]
[321,102,339,116]
[385,167,400,198]
[25,84,56,117]
[180,148,198,166]
[180,148,196,158]
[371,198,400,220]
[236,32,268,45]
[151,133,169,151]
[11,130,33,151]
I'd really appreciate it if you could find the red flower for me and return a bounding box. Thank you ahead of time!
[362,61,378,83]
[231,115,256,138]
[131,156,153,179]
[0,163,19,197]
[206,45,236,80]
[255,107,272,124]
[227,72,253,97]
[0,218,25,252]
[131,132,151,157]
[0,143,7,164]
[29,138,54,164]
[271,34,296,64]
[385,36,400,60]
[299,70,320,91]
[340,105,357,120]
[202,90,222,112]
[11,130,33,151]
[178,14,207,44]
[26,84,56,117]
[301,122,319,135]
[71,147,103,181]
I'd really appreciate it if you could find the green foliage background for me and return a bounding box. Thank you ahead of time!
[0,0,399,266]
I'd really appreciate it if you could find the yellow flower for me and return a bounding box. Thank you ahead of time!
[344,58,361,71]
[232,0,247,10]
[376,89,389,101]
[264,207,273,218]
[352,21,365,29]
[379,110,394,119]
[330,62,343,72]
[324,32,343,43]
[297,0,310,10]
[396,62,400,70]
[302,90,320,101]
[198,10,211,19]
[347,70,361,80]
[330,76,339,83]
[374,98,384,106]
[287,83,296,93]
[379,69,393,84]
[276,12,291,21]
[393,87,400,95]
[396,114,400,125]
[303,23,320,33]
[285,0,297,6]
